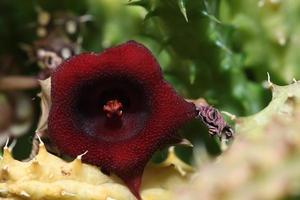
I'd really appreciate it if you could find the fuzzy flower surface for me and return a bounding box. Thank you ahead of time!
[48,41,197,199]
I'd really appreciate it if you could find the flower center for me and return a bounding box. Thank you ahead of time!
[103,99,123,118]
[74,78,150,142]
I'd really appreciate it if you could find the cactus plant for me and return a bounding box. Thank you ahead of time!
[0,138,192,200]
[219,0,300,83]
[1,0,300,200]
[172,80,300,200]
[1,79,300,200]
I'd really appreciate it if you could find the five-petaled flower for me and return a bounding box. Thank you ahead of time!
[48,41,198,199]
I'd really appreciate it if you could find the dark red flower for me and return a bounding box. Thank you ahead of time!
[48,41,197,199]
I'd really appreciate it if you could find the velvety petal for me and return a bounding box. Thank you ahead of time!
[48,41,197,199]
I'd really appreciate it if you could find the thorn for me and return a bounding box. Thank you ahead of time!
[35,133,44,146]
[72,151,88,170]
[20,191,30,198]
[178,138,193,147]
[8,139,17,151]
[4,136,9,149]
[265,72,274,90]
[35,133,48,158]
[267,72,271,84]
[293,78,298,83]
[61,190,76,197]
[178,0,188,22]
[221,111,237,121]
[3,137,16,152]
[3,137,12,156]
[76,150,88,160]
[2,144,12,161]
[169,146,175,154]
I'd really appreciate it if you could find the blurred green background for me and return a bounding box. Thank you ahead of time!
[1,0,298,163]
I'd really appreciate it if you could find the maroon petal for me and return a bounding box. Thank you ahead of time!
[48,41,197,199]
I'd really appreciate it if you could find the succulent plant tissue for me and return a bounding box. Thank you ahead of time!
[3,1,299,200]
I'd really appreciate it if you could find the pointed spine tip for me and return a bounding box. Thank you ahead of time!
[3,146,13,161]
[293,78,298,83]
[169,146,175,154]
[71,151,88,172]
[36,134,47,157]
[76,150,88,160]
[3,146,10,153]
[266,72,274,90]
[34,133,46,157]
[4,137,9,149]
[73,150,88,164]
[61,190,76,197]
[3,137,13,159]
[178,0,188,22]
[20,190,31,198]
[221,111,237,121]
[178,138,193,147]
[36,133,44,146]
